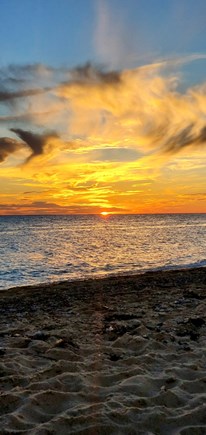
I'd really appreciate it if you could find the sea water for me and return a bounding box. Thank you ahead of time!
[0,214,206,290]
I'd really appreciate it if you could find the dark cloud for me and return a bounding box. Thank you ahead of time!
[0,63,55,82]
[198,126,206,143]
[0,87,50,103]
[0,137,22,162]
[0,201,126,215]
[164,123,206,153]
[66,62,121,85]
[1,62,120,86]
[10,128,58,162]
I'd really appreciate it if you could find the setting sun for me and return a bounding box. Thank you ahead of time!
[100,211,109,216]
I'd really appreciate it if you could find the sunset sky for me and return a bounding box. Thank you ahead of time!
[1,0,206,214]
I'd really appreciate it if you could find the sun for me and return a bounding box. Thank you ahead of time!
[100,211,109,216]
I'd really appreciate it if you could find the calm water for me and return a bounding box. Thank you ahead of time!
[0,214,206,290]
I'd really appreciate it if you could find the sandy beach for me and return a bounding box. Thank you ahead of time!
[0,267,206,434]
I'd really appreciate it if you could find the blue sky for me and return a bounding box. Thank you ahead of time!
[0,0,206,75]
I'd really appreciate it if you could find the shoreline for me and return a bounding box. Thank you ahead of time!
[0,266,206,433]
[2,264,206,297]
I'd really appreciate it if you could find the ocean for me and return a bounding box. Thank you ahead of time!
[0,214,206,290]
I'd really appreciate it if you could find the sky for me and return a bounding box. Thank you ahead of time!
[0,0,206,214]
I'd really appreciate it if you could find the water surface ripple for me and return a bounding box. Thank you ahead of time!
[0,214,206,290]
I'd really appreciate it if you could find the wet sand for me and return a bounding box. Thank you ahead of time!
[0,267,206,434]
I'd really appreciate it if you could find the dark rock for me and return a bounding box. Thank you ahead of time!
[0,348,5,356]
[183,290,203,300]
[13,337,31,348]
[32,331,48,341]
[165,377,176,384]
[189,331,199,341]
[146,324,156,331]
[183,345,191,351]
[178,341,191,351]
[176,328,188,337]
[109,354,121,362]
[187,317,205,328]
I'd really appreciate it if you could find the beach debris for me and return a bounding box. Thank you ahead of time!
[103,320,142,341]
[103,312,142,341]
[53,337,79,349]
[103,323,127,341]
[54,338,67,348]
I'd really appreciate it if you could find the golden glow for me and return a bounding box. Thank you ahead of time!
[1,58,206,214]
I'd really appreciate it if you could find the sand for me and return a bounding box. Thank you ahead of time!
[0,267,206,434]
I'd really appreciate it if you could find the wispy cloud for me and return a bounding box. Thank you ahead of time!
[1,56,206,168]
[94,0,129,68]
[0,87,50,103]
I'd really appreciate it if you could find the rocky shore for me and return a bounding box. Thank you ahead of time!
[0,267,206,434]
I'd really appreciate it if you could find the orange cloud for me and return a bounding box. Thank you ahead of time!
[1,58,206,214]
